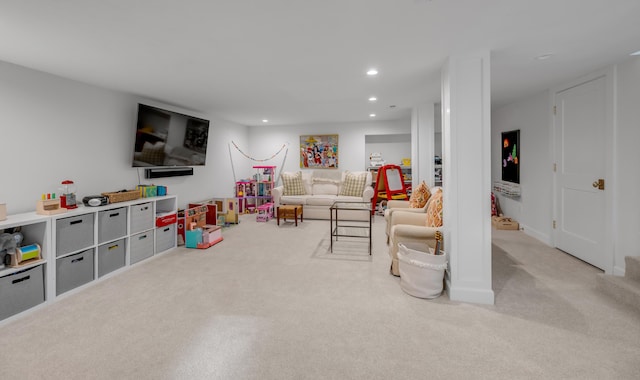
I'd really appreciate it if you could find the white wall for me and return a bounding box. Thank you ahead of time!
[492,90,552,244]
[0,61,248,213]
[364,134,411,167]
[246,119,411,183]
[492,56,640,274]
[614,57,640,273]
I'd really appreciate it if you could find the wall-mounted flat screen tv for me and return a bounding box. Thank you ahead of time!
[132,103,210,167]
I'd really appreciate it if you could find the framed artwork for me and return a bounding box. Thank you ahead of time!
[183,119,209,153]
[501,129,520,183]
[300,134,338,169]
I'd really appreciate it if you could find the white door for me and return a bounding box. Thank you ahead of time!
[554,75,609,270]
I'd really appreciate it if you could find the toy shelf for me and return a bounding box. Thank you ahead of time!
[236,166,276,214]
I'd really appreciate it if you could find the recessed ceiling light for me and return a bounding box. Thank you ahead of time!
[535,54,554,60]
[369,97,377,102]
[262,119,268,123]
[366,69,378,76]
[369,113,376,118]
[631,50,640,56]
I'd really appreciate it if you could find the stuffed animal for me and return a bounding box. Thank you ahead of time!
[0,232,17,267]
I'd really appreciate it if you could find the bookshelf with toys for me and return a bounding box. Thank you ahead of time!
[236,166,275,214]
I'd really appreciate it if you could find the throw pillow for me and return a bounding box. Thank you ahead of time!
[409,181,431,208]
[339,171,367,197]
[426,190,443,227]
[282,171,306,196]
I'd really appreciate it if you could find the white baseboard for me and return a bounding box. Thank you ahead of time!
[613,265,625,276]
[446,283,495,305]
[520,223,552,246]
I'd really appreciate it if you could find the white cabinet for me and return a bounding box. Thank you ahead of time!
[1,195,177,325]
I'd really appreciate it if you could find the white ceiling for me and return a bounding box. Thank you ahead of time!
[1,0,639,126]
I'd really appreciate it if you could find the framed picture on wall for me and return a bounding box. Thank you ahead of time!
[300,134,339,169]
[501,129,520,183]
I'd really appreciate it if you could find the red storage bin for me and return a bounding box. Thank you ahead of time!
[156,212,177,227]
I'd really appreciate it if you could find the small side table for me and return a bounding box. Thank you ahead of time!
[277,205,303,226]
[330,201,372,254]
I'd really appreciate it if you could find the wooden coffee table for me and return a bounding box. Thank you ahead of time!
[277,205,303,226]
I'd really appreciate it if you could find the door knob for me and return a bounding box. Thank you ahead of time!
[593,179,605,190]
[592,181,598,188]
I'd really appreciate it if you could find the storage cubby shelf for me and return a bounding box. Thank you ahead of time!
[0,195,177,325]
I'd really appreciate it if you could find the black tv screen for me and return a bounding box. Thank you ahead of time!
[132,103,210,167]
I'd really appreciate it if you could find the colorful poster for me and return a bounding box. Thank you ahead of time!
[300,135,338,169]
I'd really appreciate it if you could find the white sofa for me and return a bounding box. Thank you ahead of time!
[272,170,374,220]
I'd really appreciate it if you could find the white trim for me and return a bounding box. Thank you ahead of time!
[521,223,552,246]
[441,52,494,305]
[446,284,495,305]
[613,265,625,277]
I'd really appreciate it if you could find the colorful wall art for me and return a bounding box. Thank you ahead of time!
[501,130,520,183]
[300,134,339,169]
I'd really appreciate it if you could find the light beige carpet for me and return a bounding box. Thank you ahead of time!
[1,214,638,379]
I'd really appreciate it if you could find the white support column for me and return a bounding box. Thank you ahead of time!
[411,103,435,188]
[441,52,494,305]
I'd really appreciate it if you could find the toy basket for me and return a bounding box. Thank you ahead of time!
[101,190,140,203]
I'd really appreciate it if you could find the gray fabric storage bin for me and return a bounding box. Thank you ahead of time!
[56,248,94,295]
[130,231,154,264]
[0,265,45,321]
[56,213,94,257]
[98,239,125,278]
[155,224,175,253]
[98,207,127,244]
[130,202,153,234]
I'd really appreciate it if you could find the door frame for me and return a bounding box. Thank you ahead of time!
[550,66,616,274]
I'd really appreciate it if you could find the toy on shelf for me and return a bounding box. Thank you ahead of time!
[36,193,66,215]
[59,180,78,209]
[256,202,274,222]
[183,205,223,249]
[369,152,385,167]
[9,244,42,267]
[0,231,42,269]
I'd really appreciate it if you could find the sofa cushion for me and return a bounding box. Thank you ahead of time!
[339,171,368,197]
[280,195,311,205]
[312,177,340,195]
[282,171,306,196]
[307,195,339,206]
[409,181,431,208]
[426,190,443,227]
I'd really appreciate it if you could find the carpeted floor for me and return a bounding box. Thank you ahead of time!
[1,214,638,379]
